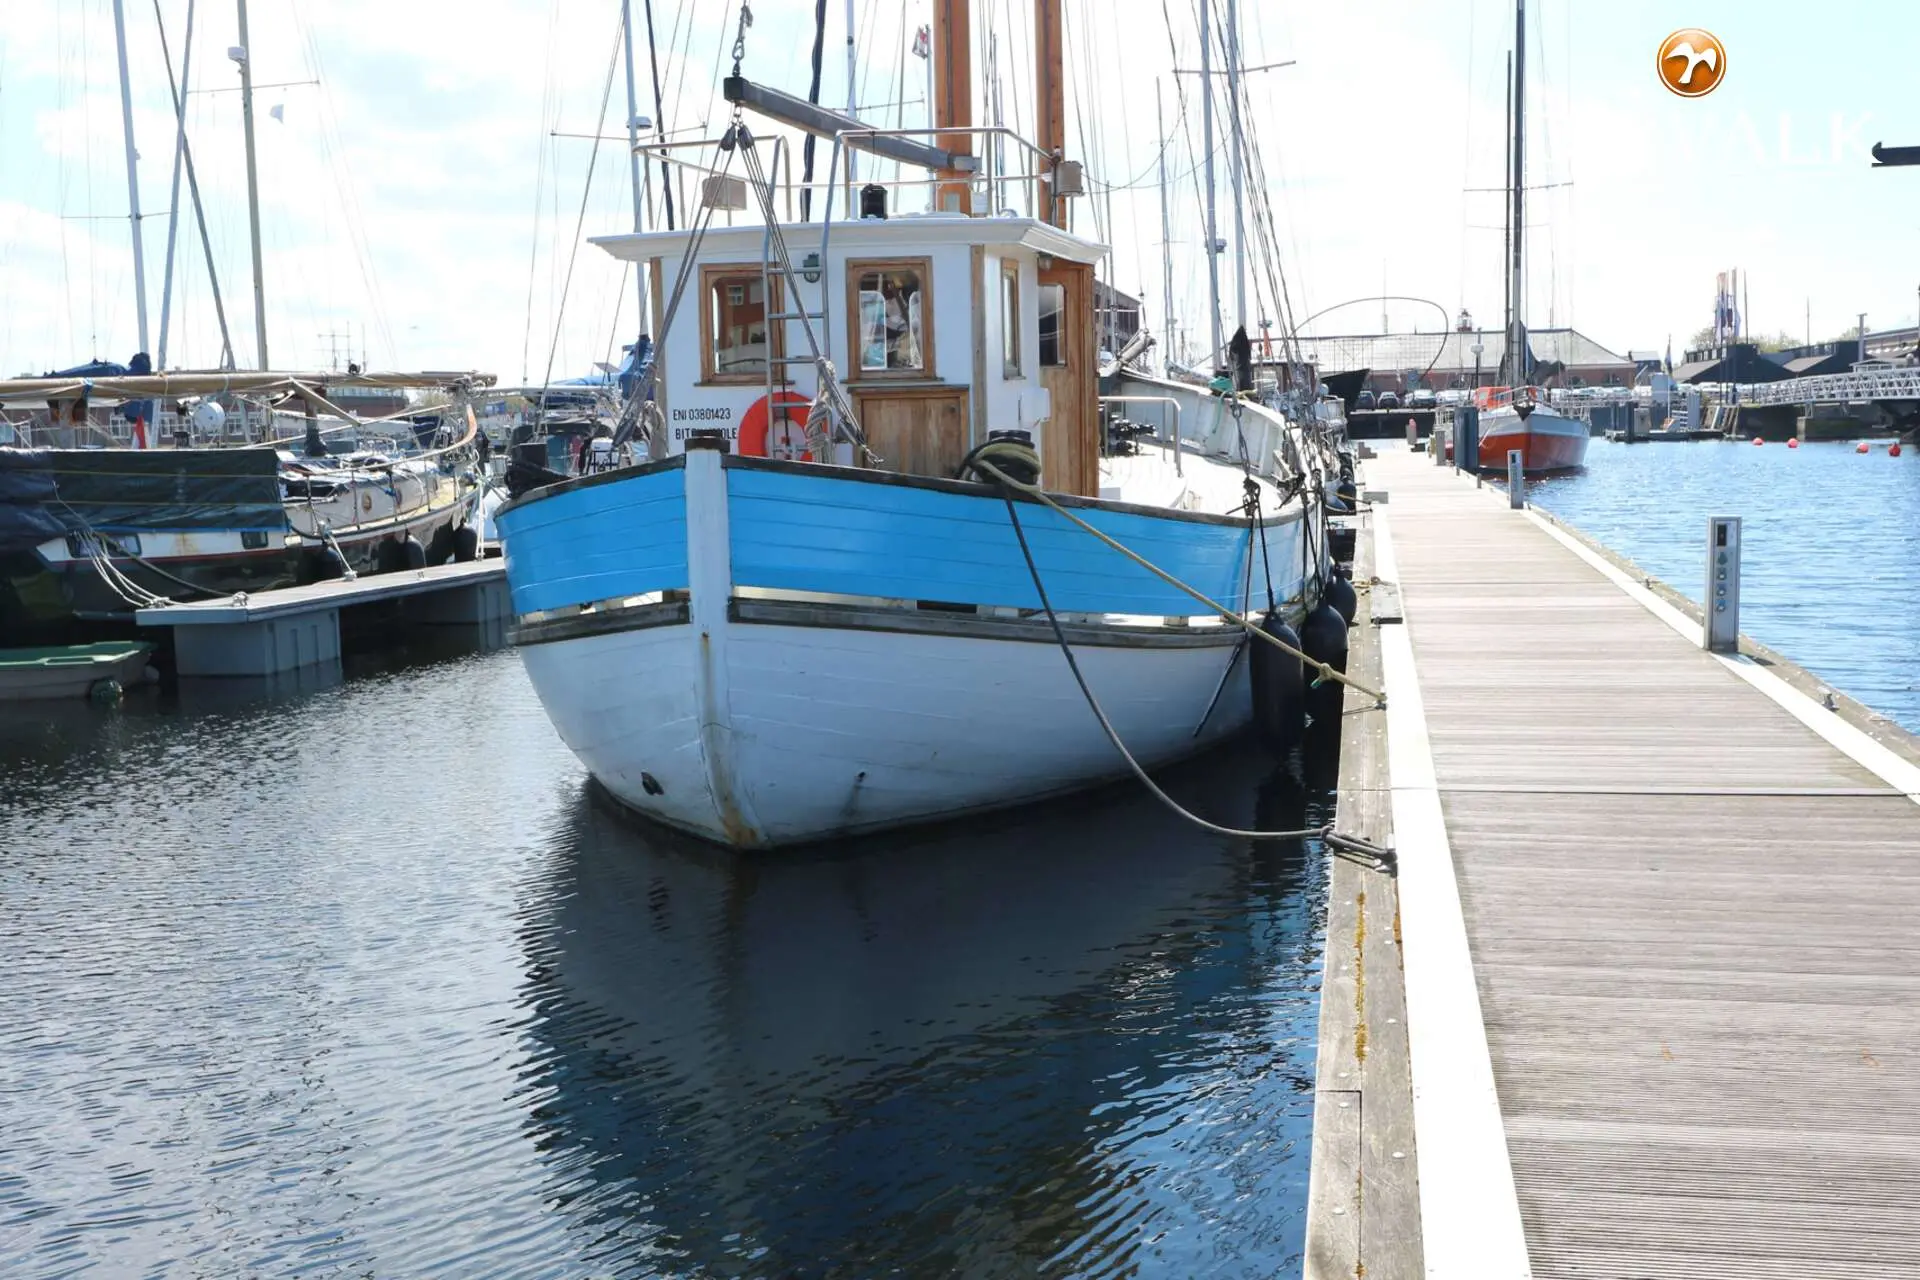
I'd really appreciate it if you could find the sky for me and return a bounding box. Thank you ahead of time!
[2,0,1917,382]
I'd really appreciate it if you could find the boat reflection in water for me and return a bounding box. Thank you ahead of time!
[514,747,1330,1278]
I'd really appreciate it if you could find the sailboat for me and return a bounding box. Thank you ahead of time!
[495,0,1347,849]
[0,0,493,635]
[1473,0,1588,474]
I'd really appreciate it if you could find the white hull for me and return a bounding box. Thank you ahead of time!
[518,612,1250,847]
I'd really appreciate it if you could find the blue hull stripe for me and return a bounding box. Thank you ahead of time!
[727,467,1254,615]
[499,467,688,614]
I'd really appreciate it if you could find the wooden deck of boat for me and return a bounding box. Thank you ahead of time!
[1364,446,1920,1279]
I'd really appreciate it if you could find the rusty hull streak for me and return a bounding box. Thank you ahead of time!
[697,628,765,848]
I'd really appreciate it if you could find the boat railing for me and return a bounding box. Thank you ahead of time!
[639,123,1058,229]
[835,125,1055,220]
[1099,396,1184,475]
[1473,385,1555,411]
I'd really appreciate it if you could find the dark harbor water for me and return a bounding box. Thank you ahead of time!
[0,649,1329,1278]
[1519,436,1920,735]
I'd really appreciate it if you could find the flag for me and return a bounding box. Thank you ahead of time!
[911,25,930,59]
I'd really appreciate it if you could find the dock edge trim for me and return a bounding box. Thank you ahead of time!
[1373,507,1535,1280]
[1522,509,1920,805]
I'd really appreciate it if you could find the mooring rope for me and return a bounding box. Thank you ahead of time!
[972,458,1386,706]
[997,488,1331,842]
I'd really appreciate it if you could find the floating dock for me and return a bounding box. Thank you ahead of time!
[1309,446,1920,1278]
[135,560,508,676]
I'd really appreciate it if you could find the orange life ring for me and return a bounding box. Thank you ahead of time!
[736,391,814,461]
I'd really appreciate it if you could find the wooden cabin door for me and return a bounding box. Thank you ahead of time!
[853,386,971,478]
[1038,260,1097,496]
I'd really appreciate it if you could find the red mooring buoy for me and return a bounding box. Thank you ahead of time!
[1892,442,1904,457]
[1857,441,1872,454]
[1787,437,1801,449]
[1752,436,1764,446]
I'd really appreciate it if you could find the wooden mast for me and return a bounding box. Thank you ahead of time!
[932,0,973,214]
[1029,0,1095,495]
[1035,0,1066,228]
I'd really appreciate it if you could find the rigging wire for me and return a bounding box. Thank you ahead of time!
[55,1,77,357]
[1533,0,1556,328]
[83,0,99,356]
[520,0,563,382]
[1458,0,1477,317]
[642,0,675,229]
[293,1,397,364]
[536,14,625,407]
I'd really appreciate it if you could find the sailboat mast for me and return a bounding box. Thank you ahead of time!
[154,2,236,370]
[1199,0,1222,364]
[111,0,152,356]
[620,0,648,331]
[844,0,858,187]
[1508,0,1526,388]
[932,0,973,214]
[1036,0,1065,228]
[236,0,269,368]
[989,32,1005,212]
[1158,81,1175,375]
[157,0,197,369]
[1501,51,1511,380]
[1226,0,1246,332]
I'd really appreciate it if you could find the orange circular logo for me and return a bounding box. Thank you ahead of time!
[1658,29,1726,97]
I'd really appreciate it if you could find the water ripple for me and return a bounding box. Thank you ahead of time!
[2,649,1327,1277]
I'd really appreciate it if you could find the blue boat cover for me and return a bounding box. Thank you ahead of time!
[0,447,285,554]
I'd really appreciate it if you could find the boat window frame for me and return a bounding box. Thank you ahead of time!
[1001,259,1023,379]
[845,256,935,381]
[699,263,783,385]
[1037,281,1067,368]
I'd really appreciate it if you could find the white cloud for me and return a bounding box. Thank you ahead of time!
[3,0,1916,383]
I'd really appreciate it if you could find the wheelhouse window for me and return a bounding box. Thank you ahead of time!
[1038,282,1065,368]
[849,259,930,376]
[701,265,780,382]
[1001,261,1023,378]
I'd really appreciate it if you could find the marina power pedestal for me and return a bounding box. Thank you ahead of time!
[1705,516,1742,652]
[1507,450,1525,508]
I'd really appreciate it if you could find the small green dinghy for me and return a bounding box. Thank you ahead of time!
[0,643,154,702]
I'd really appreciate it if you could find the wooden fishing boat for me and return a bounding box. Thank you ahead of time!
[496,0,1347,849]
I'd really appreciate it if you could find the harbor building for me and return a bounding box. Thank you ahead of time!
[1303,327,1636,395]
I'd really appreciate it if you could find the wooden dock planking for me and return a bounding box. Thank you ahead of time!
[1305,519,1422,1280]
[1368,448,1920,1278]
